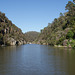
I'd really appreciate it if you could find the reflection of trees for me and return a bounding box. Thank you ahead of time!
[0,46,17,74]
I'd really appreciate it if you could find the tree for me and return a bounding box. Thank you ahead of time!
[73,0,75,3]
[66,30,74,39]
[65,1,75,16]
[60,13,63,17]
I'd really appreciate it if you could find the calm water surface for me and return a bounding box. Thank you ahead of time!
[0,44,75,75]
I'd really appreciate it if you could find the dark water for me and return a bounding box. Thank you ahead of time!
[0,44,75,75]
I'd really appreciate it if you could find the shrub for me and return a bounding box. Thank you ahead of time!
[66,30,74,39]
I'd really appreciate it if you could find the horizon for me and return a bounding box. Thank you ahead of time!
[0,0,73,33]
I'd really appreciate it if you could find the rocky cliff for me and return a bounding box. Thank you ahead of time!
[36,1,75,48]
[0,11,26,46]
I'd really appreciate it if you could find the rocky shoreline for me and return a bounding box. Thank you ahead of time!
[0,37,26,46]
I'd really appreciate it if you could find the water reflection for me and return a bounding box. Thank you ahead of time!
[40,45,75,75]
[0,45,75,75]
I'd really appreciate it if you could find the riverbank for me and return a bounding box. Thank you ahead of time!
[54,45,72,48]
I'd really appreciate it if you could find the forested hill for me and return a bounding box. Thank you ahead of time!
[0,12,26,46]
[37,1,75,48]
[24,31,39,43]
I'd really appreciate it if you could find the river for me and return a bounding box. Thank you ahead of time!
[0,44,75,75]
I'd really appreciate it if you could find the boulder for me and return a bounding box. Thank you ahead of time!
[16,41,21,45]
[23,40,26,44]
[16,40,26,45]
[6,38,16,46]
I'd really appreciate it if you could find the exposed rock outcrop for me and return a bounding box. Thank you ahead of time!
[0,11,26,46]
[16,40,26,45]
[5,38,16,46]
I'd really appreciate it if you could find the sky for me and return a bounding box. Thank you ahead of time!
[0,0,73,33]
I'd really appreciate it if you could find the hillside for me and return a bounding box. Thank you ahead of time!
[0,12,26,46]
[37,1,75,48]
[24,31,39,43]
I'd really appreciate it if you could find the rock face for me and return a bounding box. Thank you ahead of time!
[23,40,26,44]
[16,40,26,45]
[5,38,16,46]
[0,11,26,46]
[5,38,26,46]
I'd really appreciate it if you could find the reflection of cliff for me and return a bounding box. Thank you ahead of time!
[0,12,26,46]
[52,47,75,75]
[40,45,75,74]
[0,46,17,74]
[0,45,75,74]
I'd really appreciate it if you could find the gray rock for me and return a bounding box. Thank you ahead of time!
[23,40,26,44]
[16,40,26,45]
[6,38,16,46]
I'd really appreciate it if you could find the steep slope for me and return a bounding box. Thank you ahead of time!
[37,1,75,48]
[0,12,26,46]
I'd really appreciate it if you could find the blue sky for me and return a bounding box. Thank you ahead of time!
[0,0,73,33]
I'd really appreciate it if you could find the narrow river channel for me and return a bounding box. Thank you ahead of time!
[0,44,75,75]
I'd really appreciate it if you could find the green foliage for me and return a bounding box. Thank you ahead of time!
[0,11,26,45]
[0,34,3,45]
[57,36,65,45]
[73,0,75,3]
[65,1,75,16]
[24,31,39,42]
[37,1,75,48]
[66,30,74,39]
[60,13,63,17]
[70,39,75,48]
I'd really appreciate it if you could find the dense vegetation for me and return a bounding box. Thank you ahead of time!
[0,12,26,46]
[24,31,39,43]
[37,1,75,48]
[0,0,75,48]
